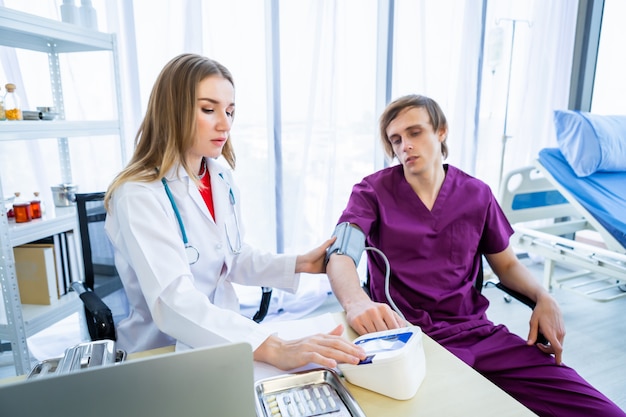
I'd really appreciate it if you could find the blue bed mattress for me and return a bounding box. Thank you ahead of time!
[538,148,626,249]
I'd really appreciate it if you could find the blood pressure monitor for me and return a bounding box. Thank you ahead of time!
[338,326,426,400]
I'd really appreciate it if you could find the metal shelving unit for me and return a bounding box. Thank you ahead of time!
[0,7,125,375]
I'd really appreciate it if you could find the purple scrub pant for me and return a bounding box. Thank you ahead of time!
[433,323,625,417]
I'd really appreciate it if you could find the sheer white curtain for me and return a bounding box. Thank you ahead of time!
[1,0,579,316]
[476,0,578,193]
[390,0,578,193]
[392,0,484,175]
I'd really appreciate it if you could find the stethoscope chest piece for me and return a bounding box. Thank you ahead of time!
[186,244,200,265]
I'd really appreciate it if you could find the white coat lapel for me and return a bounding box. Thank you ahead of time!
[208,159,244,259]
[207,159,232,227]
[181,172,213,226]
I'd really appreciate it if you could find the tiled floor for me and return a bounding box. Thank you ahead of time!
[1,260,625,411]
[482,261,626,411]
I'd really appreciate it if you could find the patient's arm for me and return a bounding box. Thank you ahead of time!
[326,254,405,335]
[486,246,566,364]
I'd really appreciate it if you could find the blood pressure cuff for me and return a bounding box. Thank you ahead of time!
[325,222,366,266]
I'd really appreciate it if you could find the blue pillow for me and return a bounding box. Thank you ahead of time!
[553,110,626,177]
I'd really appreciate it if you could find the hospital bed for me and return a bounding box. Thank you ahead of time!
[499,147,626,302]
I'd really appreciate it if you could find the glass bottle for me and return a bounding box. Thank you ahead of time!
[30,192,42,219]
[79,0,98,30]
[4,83,23,121]
[60,0,80,25]
[13,192,32,223]
[0,86,6,120]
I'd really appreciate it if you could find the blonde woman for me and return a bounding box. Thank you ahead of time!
[105,53,365,370]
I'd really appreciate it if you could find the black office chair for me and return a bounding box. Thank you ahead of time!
[73,192,117,341]
[253,288,272,323]
[478,260,548,345]
[476,259,537,308]
[71,281,116,341]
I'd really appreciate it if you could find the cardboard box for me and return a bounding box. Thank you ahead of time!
[13,244,59,305]
[26,242,64,295]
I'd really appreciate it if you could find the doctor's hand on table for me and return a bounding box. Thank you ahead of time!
[253,324,367,371]
[252,237,369,371]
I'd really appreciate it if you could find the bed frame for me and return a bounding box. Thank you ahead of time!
[499,161,626,302]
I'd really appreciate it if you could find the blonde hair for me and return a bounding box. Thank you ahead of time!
[105,53,236,210]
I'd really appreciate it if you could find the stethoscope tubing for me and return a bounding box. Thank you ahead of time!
[161,177,189,245]
[161,171,242,264]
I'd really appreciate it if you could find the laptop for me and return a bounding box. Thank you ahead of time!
[0,342,256,417]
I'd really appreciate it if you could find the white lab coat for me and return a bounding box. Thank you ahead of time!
[105,159,300,353]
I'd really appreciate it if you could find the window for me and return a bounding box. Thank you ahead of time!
[591,0,626,114]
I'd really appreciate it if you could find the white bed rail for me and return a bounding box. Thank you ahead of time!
[512,226,626,301]
[500,165,626,301]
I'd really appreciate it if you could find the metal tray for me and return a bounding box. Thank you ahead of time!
[255,368,366,417]
[28,340,126,379]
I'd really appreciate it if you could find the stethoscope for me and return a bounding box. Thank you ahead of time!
[161,171,242,265]
[218,172,243,255]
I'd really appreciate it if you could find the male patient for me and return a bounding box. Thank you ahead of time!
[325,94,625,417]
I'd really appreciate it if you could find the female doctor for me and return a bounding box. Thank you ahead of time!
[104,53,365,370]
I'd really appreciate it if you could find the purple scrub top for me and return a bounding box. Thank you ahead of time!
[338,164,514,338]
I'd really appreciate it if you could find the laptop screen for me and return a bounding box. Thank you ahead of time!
[0,342,256,417]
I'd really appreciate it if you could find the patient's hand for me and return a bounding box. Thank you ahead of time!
[527,294,565,364]
[346,299,406,335]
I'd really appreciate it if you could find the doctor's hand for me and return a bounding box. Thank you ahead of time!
[295,237,337,274]
[253,324,366,371]
[346,298,407,336]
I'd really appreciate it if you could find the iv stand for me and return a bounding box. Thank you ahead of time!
[496,18,531,194]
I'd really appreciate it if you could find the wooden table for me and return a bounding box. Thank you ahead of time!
[129,312,536,416]
[3,312,537,416]
[329,312,537,416]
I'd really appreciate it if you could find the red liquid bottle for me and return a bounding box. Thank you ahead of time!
[30,192,42,219]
